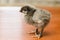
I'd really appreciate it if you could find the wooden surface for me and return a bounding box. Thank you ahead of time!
[0,6,60,40]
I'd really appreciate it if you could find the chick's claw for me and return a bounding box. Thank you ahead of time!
[28,30,36,34]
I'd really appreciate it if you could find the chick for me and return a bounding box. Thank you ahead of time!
[20,5,51,38]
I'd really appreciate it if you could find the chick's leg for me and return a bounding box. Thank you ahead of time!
[33,27,43,38]
[32,27,39,38]
[39,27,44,38]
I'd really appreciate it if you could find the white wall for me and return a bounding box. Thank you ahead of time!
[0,0,60,6]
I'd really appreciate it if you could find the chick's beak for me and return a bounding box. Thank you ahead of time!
[20,9,22,12]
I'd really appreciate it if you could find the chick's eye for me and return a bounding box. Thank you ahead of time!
[24,9,27,11]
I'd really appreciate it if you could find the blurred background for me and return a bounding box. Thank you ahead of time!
[0,0,60,6]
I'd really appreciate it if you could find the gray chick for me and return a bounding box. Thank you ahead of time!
[20,5,51,38]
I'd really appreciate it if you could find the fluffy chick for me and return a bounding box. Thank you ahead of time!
[20,5,51,38]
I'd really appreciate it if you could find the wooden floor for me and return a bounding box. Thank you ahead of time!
[0,6,60,40]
